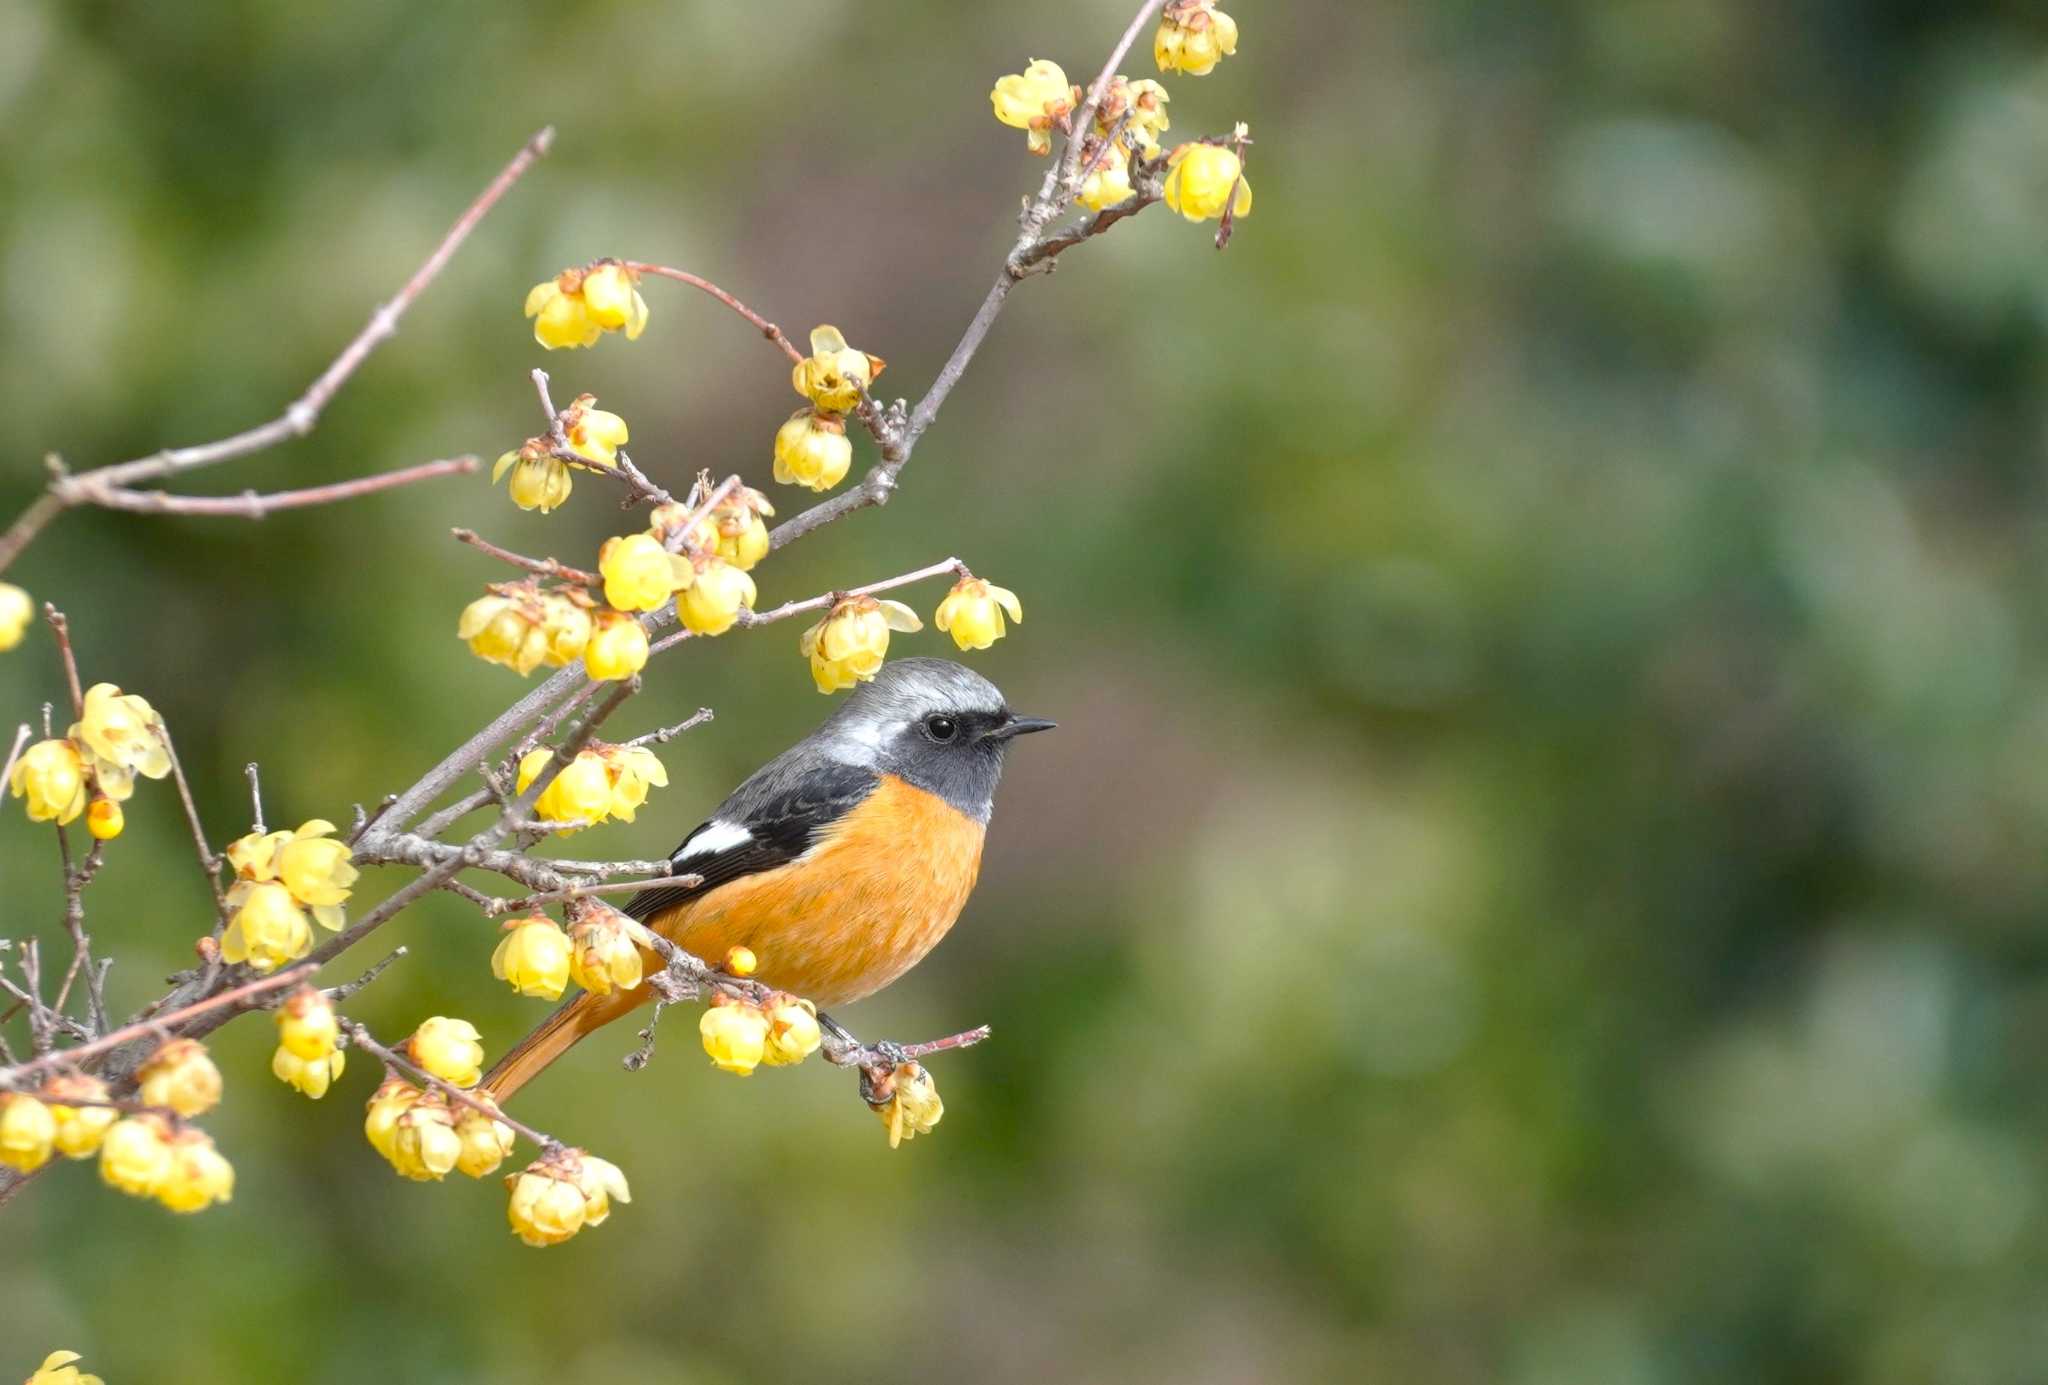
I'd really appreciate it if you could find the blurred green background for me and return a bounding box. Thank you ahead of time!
[5,0,2048,1379]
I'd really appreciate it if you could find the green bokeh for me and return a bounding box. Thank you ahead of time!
[7,1,2048,1380]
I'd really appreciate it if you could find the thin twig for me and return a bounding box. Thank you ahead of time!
[621,262,803,363]
[648,556,966,656]
[42,607,84,718]
[81,457,478,518]
[245,762,265,834]
[345,1021,561,1152]
[0,965,313,1084]
[321,947,409,1003]
[451,528,601,586]
[621,708,714,747]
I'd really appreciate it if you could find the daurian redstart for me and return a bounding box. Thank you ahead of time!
[482,658,1052,1099]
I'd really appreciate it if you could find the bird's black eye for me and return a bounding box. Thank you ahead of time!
[924,714,959,743]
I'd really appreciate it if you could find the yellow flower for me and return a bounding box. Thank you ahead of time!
[699,998,770,1075]
[584,609,650,681]
[1077,138,1135,212]
[991,58,1080,155]
[562,395,629,468]
[493,447,574,513]
[506,1157,588,1246]
[1163,141,1251,222]
[85,797,123,841]
[599,532,692,613]
[455,1105,516,1179]
[26,1351,103,1385]
[68,683,172,795]
[799,595,922,694]
[221,880,312,972]
[276,984,339,1060]
[934,576,1024,651]
[573,1152,631,1226]
[790,325,884,414]
[577,262,650,338]
[363,1078,421,1161]
[272,1045,346,1099]
[724,945,757,977]
[409,1016,485,1089]
[598,743,668,822]
[517,747,613,830]
[0,582,32,651]
[711,487,775,570]
[677,556,757,636]
[10,738,86,825]
[1155,0,1238,76]
[460,584,592,676]
[277,819,356,930]
[568,911,645,998]
[99,1113,174,1197]
[524,262,648,350]
[872,1061,944,1148]
[1097,76,1171,154]
[760,997,822,1067]
[0,1092,56,1173]
[647,502,718,555]
[137,1037,222,1117]
[156,1129,235,1213]
[492,915,573,1000]
[389,1096,462,1180]
[42,1074,117,1159]
[772,410,853,492]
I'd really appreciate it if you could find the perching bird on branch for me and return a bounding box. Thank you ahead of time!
[481,658,1053,1100]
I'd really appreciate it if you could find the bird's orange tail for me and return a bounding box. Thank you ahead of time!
[480,985,652,1104]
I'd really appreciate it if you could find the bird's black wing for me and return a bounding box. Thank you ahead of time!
[623,758,879,922]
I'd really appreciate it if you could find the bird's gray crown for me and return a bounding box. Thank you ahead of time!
[815,658,1020,820]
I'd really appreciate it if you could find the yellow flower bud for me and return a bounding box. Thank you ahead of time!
[761,997,822,1067]
[69,683,172,790]
[137,1038,223,1117]
[494,449,574,513]
[225,826,290,879]
[492,915,573,1000]
[573,1152,631,1226]
[221,880,313,972]
[26,1350,103,1385]
[0,582,32,651]
[790,326,884,413]
[363,1078,421,1160]
[10,738,86,825]
[540,592,594,665]
[772,410,853,491]
[156,1128,235,1212]
[699,998,770,1075]
[460,583,586,677]
[873,1061,944,1148]
[584,609,650,681]
[276,985,340,1060]
[1077,139,1135,212]
[271,1044,346,1099]
[647,501,719,555]
[85,797,123,841]
[599,743,667,823]
[991,58,1080,155]
[506,1158,587,1246]
[99,1113,174,1197]
[409,1016,485,1089]
[0,1092,57,1173]
[42,1074,117,1159]
[934,576,1024,651]
[1096,76,1171,155]
[799,595,922,694]
[577,262,650,338]
[278,818,356,930]
[677,556,757,636]
[599,532,692,613]
[563,395,629,468]
[389,1095,462,1180]
[724,945,757,977]
[568,912,644,998]
[1162,141,1251,222]
[455,1105,516,1179]
[1155,0,1238,76]
[517,747,614,830]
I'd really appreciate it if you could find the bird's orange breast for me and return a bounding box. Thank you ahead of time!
[647,773,986,1006]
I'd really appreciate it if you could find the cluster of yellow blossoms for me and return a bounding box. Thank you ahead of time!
[363,1076,517,1184]
[9,683,172,840]
[1,1037,234,1214]
[493,906,651,1003]
[504,1146,630,1247]
[271,985,345,1099]
[513,740,668,832]
[24,1351,102,1385]
[525,261,649,350]
[1155,0,1238,76]
[869,1061,945,1149]
[698,992,823,1074]
[801,595,924,694]
[776,326,883,493]
[494,394,630,514]
[459,580,597,677]
[220,819,358,972]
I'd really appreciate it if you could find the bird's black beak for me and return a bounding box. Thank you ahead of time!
[987,714,1056,741]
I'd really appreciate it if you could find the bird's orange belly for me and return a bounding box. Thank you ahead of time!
[650,774,986,1006]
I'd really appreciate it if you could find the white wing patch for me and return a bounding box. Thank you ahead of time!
[674,820,753,862]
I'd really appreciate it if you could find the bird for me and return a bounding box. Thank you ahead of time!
[480,657,1054,1102]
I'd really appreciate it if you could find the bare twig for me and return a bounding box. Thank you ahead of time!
[42,607,84,718]
[622,262,803,363]
[78,457,479,518]
[452,528,601,587]
[322,947,409,1004]
[0,965,313,1085]
[344,1020,561,1152]
[245,762,265,834]
[621,708,714,748]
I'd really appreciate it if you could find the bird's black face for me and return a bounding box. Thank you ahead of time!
[823,659,1053,822]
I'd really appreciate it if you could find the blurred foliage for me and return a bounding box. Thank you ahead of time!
[6,0,2048,1380]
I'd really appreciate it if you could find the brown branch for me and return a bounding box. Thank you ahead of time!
[0,128,553,574]
[621,262,803,363]
[0,964,314,1085]
[621,707,715,748]
[41,606,84,719]
[648,555,966,656]
[528,369,676,508]
[451,528,601,586]
[81,456,478,518]
[344,1020,560,1151]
